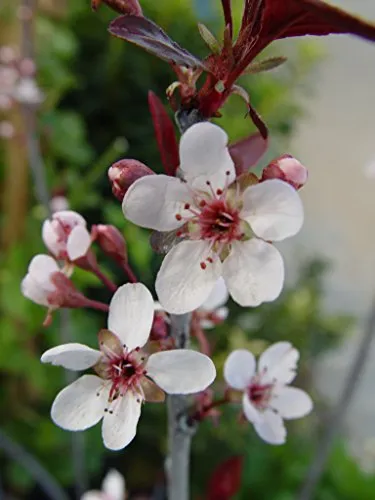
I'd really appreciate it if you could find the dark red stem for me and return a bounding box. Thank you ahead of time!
[84,299,110,312]
[92,267,118,292]
[122,261,138,283]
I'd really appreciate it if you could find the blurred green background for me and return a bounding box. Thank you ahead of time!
[0,0,372,498]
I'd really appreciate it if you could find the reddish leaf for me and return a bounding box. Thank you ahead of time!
[207,456,244,500]
[229,131,268,175]
[148,91,179,176]
[231,0,375,84]
[109,15,204,68]
[264,0,375,41]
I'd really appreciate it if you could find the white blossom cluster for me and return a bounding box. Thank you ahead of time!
[22,122,312,452]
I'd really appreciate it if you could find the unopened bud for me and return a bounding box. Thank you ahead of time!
[92,224,127,265]
[18,58,36,77]
[108,159,154,201]
[91,0,143,15]
[261,154,308,190]
[49,272,90,309]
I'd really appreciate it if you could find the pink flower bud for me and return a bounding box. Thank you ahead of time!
[18,58,36,77]
[21,254,88,310]
[261,154,308,190]
[91,0,143,16]
[92,224,128,265]
[42,210,91,261]
[108,159,154,201]
[48,272,91,309]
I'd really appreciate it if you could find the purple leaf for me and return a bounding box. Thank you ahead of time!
[229,131,268,175]
[109,15,204,68]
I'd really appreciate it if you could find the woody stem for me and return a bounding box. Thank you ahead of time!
[167,313,196,500]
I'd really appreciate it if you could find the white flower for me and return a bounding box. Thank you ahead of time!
[122,122,304,314]
[50,196,69,213]
[224,342,313,445]
[21,254,64,307]
[42,210,91,261]
[81,469,126,500]
[198,277,229,329]
[12,77,44,105]
[41,283,216,451]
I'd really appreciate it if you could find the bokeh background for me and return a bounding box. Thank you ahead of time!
[1,0,375,498]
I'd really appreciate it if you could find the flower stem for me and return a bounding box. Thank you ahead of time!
[92,267,118,292]
[167,313,196,500]
[84,298,110,312]
[193,325,211,356]
[122,261,138,283]
[190,395,230,423]
[297,295,375,500]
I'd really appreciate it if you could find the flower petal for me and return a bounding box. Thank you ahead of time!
[107,283,154,349]
[259,342,299,384]
[224,349,256,390]
[41,343,102,371]
[42,220,61,256]
[102,391,142,450]
[186,164,235,196]
[200,277,229,311]
[21,274,49,306]
[51,375,106,431]
[146,350,216,394]
[222,240,284,307]
[253,409,286,445]
[242,393,262,424]
[241,179,304,241]
[53,210,86,227]
[271,386,313,420]
[67,225,91,261]
[179,122,233,177]
[155,240,222,314]
[123,175,192,231]
[28,254,59,285]
[102,470,126,500]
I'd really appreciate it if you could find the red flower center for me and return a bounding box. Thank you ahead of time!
[198,198,242,243]
[107,350,145,401]
[247,381,273,409]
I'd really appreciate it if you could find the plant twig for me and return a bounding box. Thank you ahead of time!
[167,312,196,500]
[0,429,70,500]
[297,295,375,500]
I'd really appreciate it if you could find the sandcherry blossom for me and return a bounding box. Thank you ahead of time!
[224,342,313,445]
[122,122,304,313]
[41,283,216,450]
[42,210,91,261]
[81,469,126,500]
[21,254,70,308]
